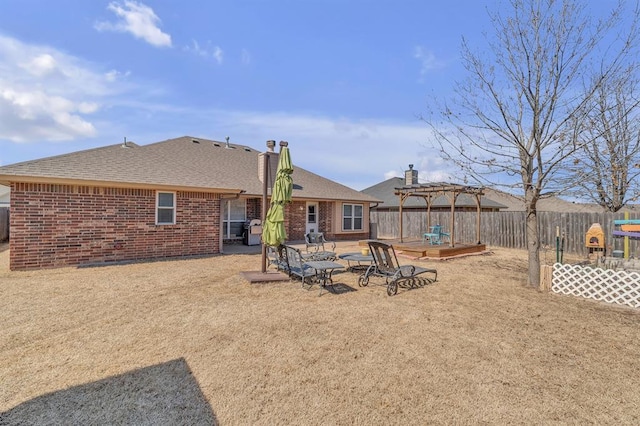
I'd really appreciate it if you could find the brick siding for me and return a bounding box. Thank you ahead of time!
[246,198,261,221]
[9,183,221,270]
[318,201,333,239]
[286,200,307,240]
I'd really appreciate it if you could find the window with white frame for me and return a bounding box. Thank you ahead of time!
[156,191,176,225]
[342,203,363,231]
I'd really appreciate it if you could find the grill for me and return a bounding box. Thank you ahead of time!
[243,219,262,246]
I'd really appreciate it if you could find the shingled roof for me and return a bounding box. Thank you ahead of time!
[0,136,378,203]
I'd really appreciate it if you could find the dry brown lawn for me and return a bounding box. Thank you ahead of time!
[1,241,639,425]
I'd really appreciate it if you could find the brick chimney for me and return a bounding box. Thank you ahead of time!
[405,164,418,185]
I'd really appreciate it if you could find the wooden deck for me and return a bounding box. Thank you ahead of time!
[360,239,487,259]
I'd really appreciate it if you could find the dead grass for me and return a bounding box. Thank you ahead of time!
[1,241,639,424]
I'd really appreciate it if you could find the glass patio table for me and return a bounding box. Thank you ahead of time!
[338,252,374,272]
[304,260,345,295]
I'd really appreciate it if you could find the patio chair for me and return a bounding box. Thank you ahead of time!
[283,245,318,287]
[305,232,335,252]
[422,225,442,245]
[422,225,450,245]
[304,232,337,260]
[267,245,289,272]
[359,241,437,296]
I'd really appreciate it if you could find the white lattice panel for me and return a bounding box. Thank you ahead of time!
[552,263,640,309]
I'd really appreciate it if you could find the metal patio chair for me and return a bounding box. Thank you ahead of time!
[359,241,437,296]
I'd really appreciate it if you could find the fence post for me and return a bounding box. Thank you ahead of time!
[540,264,553,292]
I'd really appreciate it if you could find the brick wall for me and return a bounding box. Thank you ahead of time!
[286,201,307,240]
[9,183,221,270]
[246,198,261,221]
[283,200,366,241]
[319,201,333,239]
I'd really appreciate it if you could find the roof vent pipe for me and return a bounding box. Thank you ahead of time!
[225,136,231,148]
[121,137,128,148]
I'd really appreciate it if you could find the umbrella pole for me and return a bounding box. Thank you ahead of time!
[261,141,274,273]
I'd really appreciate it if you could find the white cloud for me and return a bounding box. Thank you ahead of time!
[213,46,223,64]
[419,169,453,183]
[0,88,96,141]
[23,54,57,76]
[384,170,399,180]
[105,69,131,82]
[414,46,444,80]
[184,40,206,57]
[241,49,251,65]
[95,1,172,48]
[184,40,223,64]
[0,34,130,142]
[78,102,100,114]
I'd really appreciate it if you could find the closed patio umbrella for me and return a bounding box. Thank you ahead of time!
[261,143,293,247]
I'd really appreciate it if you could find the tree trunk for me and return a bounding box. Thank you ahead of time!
[526,203,540,288]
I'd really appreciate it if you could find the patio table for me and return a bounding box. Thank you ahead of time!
[301,251,337,261]
[338,252,374,272]
[304,260,345,295]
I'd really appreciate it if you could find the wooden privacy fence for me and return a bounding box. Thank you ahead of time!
[0,208,8,242]
[370,210,640,257]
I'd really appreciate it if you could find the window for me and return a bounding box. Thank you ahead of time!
[156,192,176,225]
[307,204,317,225]
[343,203,363,231]
[223,198,246,239]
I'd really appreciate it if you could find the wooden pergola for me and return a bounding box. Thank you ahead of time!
[395,182,485,246]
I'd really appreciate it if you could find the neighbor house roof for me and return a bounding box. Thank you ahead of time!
[361,177,507,210]
[0,136,379,203]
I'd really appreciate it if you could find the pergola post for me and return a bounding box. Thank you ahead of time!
[399,194,404,243]
[425,194,432,231]
[475,193,482,244]
[447,192,458,248]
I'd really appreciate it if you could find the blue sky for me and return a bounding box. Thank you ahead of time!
[0,0,605,190]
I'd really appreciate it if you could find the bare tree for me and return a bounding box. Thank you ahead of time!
[567,71,640,212]
[425,0,638,287]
